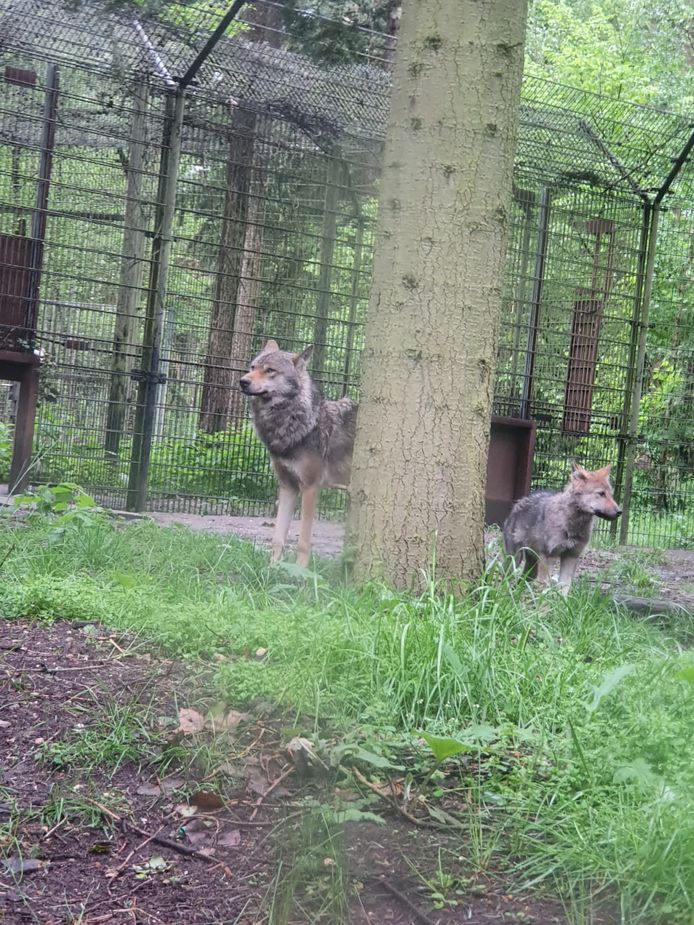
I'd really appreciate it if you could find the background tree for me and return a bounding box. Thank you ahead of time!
[198,3,282,433]
[347,0,528,589]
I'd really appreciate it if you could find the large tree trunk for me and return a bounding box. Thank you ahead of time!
[347,0,528,589]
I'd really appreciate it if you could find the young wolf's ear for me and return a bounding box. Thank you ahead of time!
[596,464,612,477]
[293,345,314,369]
[571,459,587,480]
[263,339,280,353]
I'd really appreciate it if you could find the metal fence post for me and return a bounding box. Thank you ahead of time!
[126,87,185,511]
[619,204,660,544]
[519,186,551,420]
[25,63,60,339]
[611,201,652,539]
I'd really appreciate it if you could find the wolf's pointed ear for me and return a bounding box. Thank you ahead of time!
[263,339,279,353]
[597,464,612,477]
[571,459,587,480]
[293,345,313,369]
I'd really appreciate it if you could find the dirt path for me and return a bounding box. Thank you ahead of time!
[1,619,591,925]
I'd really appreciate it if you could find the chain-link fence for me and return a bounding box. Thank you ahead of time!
[0,0,692,547]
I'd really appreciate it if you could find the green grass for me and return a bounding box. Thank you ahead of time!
[2,512,694,923]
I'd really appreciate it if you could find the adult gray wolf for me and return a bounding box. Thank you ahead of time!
[503,462,622,594]
[239,339,357,567]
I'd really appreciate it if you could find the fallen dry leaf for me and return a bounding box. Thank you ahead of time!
[246,765,270,797]
[286,736,327,771]
[217,828,241,848]
[177,708,206,735]
[136,781,163,797]
[174,802,198,818]
[3,857,44,875]
[189,790,225,811]
[208,709,249,733]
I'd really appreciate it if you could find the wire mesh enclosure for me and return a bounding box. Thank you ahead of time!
[0,0,692,548]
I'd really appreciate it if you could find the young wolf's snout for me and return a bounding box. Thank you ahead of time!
[241,339,357,568]
[503,461,621,594]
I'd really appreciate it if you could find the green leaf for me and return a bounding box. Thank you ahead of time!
[613,758,659,789]
[442,643,466,677]
[351,746,395,769]
[418,732,475,762]
[586,663,635,713]
[675,666,694,687]
[331,808,385,825]
[112,573,139,590]
[461,723,498,745]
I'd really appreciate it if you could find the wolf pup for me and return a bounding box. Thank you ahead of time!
[503,462,622,594]
[239,340,357,568]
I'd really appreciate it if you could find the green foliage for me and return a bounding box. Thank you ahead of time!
[526,0,693,111]
[0,422,11,482]
[39,703,154,775]
[418,732,475,763]
[280,0,399,64]
[33,425,276,509]
[12,482,97,516]
[3,517,694,920]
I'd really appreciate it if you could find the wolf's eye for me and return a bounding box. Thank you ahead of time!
[265,367,275,374]
[597,490,606,497]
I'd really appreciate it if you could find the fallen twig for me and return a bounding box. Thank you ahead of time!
[84,799,216,863]
[249,764,295,820]
[108,826,163,887]
[351,766,446,830]
[377,877,439,925]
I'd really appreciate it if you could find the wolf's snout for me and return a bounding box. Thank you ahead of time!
[596,505,622,521]
[239,375,251,393]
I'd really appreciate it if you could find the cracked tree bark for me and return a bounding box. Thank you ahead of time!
[347,0,528,590]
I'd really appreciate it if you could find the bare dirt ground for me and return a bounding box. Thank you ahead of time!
[0,620,588,925]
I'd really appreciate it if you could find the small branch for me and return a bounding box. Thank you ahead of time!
[84,799,215,863]
[377,877,439,925]
[249,765,294,820]
[108,826,163,887]
[351,767,444,829]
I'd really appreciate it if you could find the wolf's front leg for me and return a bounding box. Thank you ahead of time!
[558,553,580,596]
[297,483,318,569]
[536,555,554,585]
[272,483,298,563]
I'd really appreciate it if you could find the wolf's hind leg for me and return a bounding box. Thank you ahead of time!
[297,483,319,569]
